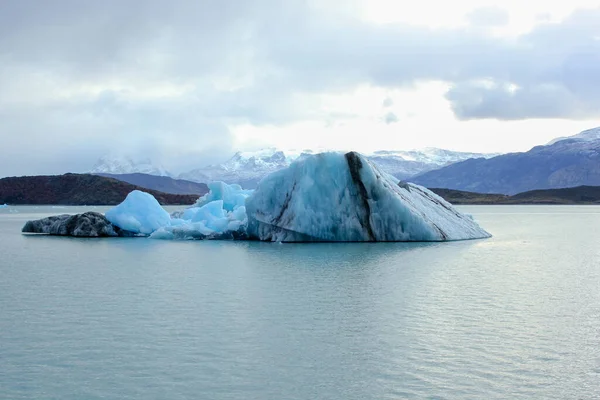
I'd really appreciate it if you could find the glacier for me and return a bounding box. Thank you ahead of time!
[100,152,490,242]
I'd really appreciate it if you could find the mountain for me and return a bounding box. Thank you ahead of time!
[90,155,171,177]
[367,148,499,179]
[507,185,600,204]
[429,188,508,204]
[179,148,298,189]
[412,127,600,194]
[430,186,600,205]
[95,173,208,195]
[546,127,600,145]
[179,147,498,188]
[0,174,198,205]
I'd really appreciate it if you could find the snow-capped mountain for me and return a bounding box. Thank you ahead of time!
[90,155,171,177]
[367,148,500,178]
[413,126,600,194]
[179,147,499,188]
[546,126,600,145]
[178,148,305,188]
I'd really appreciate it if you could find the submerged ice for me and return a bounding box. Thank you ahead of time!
[102,152,490,242]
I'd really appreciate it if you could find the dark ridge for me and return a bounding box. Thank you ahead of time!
[345,152,376,241]
[0,173,198,205]
[95,173,208,195]
[429,186,600,205]
[506,185,600,204]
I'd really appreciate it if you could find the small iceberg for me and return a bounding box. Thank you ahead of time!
[105,183,251,240]
[23,152,491,241]
[105,190,171,235]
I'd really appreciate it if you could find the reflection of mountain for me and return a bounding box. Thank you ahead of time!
[412,127,600,194]
[179,147,499,188]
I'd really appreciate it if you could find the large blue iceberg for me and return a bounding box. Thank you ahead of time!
[104,152,490,242]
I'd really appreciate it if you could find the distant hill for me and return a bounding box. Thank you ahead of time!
[507,186,600,204]
[96,173,208,195]
[431,186,600,205]
[413,127,600,194]
[0,174,199,205]
[429,188,508,204]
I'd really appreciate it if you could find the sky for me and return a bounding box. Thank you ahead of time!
[0,0,599,176]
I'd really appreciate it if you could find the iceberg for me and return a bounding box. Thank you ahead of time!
[0,204,7,208]
[191,181,252,212]
[150,182,251,240]
[23,152,490,242]
[245,152,490,241]
[105,190,171,235]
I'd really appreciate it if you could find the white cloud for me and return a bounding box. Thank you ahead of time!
[0,0,599,176]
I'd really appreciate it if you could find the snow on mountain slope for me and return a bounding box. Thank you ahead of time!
[546,127,600,145]
[90,155,171,177]
[179,147,498,187]
[179,148,316,188]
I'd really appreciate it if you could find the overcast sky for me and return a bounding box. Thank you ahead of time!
[1,0,599,176]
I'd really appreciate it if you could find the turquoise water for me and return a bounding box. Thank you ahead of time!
[1,205,599,399]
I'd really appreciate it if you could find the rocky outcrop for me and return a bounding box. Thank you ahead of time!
[22,212,135,237]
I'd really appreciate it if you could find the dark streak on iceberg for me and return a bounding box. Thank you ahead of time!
[345,152,376,241]
[274,181,296,226]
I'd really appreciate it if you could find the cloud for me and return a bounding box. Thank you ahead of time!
[0,1,600,175]
[382,97,394,108]
[445,81,589,120]
[384,112,399,124]
[465,7,509,27]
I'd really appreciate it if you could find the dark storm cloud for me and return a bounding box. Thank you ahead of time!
[0,1,599,175]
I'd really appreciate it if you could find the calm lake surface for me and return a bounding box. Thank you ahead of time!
[1,205,599,399]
